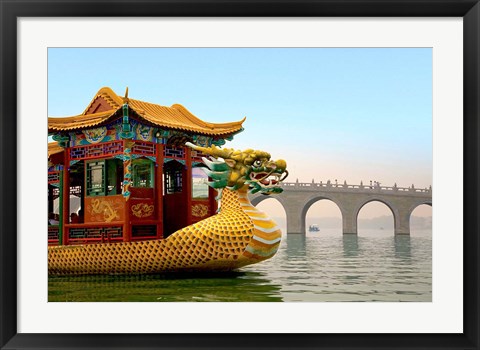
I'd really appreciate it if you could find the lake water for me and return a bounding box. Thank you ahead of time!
[48,229,432,302]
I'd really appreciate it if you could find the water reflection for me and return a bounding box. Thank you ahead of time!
[48,230,432,302]
[48,271,283,302]
[342,234,359,257]
[394,235,412,260]
[286,234,306,257]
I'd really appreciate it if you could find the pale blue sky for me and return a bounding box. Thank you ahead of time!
[48,48,432,219]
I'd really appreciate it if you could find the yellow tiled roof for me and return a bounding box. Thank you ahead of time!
[48,87,245,136]
[48,110,116,132]
[48,141,64,158]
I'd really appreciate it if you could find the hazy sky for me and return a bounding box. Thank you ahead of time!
[48,48,432,219]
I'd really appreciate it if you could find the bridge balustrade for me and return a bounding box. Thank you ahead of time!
[282,182,431,194]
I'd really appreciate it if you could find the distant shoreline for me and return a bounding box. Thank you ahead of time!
[271,215,432,230]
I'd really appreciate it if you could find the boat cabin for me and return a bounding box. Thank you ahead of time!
[48,87,245,246]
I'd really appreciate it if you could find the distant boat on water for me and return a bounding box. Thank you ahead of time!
[309,224,320,232]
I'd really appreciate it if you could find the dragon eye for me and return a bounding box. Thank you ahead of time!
[253,160,262,167]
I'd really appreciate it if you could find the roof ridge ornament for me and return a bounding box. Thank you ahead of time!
[122,87,129,103]
[120,99,134,139]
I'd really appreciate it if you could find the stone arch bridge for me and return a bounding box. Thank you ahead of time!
[250,181,432,235]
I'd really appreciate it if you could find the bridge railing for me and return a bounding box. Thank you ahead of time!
[280,181,432,194]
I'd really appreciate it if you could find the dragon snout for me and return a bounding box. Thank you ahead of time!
[274,159,288,182]
[274,159,287,172]
[266,159,288,183]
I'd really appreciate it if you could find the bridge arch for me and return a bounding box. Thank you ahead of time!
[301,195,344,234]
[409,202,432,235]
[355,197,398,222]
[340,196,399,235]
[350,196,429,235]
[407,201,432,217]
[356,198,396,234]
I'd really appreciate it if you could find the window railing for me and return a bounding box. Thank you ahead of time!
[67,224,123,244]
[164,145,185,159]
[70,140,124,160]
[132,141,156,156]
[48,225,60,245]
[48,171,60,184]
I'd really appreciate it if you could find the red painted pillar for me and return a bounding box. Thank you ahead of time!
[123,204,132,242]
[62,148,70,245]
[156,143,164,239]
[185,147,193,226]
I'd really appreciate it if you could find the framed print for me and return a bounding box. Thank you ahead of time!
[1,1,479,349]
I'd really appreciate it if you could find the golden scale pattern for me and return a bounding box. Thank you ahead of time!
[48,189,261,276]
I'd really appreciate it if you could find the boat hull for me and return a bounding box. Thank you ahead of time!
[48,189,281,276]
[48,221,275,276]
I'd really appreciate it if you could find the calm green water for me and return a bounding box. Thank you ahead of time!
[48,230,432,302]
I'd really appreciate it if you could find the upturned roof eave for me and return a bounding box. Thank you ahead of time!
[49,108,245,137]
[47,109,121,134]
[48,141,64,157]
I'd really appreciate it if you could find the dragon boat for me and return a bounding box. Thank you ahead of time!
[47,87,287,275]
[48,142,287,275]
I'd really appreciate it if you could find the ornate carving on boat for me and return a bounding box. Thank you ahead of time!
[131,203,155,218]
[192,204,208,218]
[85,196,123,223]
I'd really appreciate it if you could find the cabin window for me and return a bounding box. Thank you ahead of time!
[192,166,209,199]
[107,158,123,195]
[132,159,154,188]
[48,184,61,225]
[86,161,105,196]
[164,160,183,194]
[86,159,123,196]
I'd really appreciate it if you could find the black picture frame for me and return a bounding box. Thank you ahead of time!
[1,1,478,349]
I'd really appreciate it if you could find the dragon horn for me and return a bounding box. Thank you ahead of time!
[185,142,232,159]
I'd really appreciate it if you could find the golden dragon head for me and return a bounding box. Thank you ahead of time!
[186,142,288,194]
